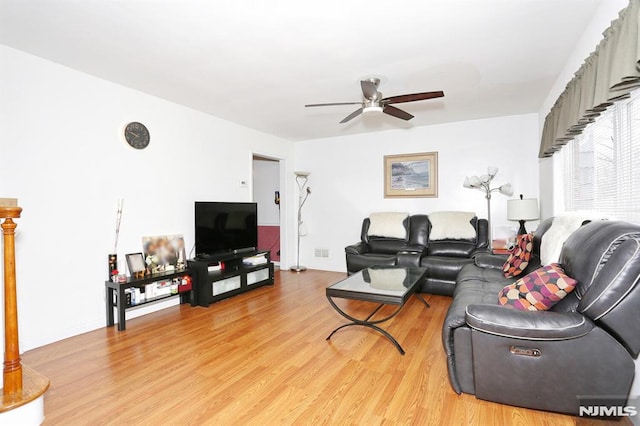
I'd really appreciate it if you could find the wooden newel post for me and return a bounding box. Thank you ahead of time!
[1,205,23,396]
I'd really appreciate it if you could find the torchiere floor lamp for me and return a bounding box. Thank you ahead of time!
[291,171,311,272]
[463,167,513,249]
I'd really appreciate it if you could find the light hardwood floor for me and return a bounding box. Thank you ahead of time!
[22,270,627,425]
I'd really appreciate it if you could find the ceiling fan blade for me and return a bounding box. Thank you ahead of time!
[305,102,363,107]
[340,108,363,123]
[383,105,414,121]
[382,91,444,105]
[360,80,379,100]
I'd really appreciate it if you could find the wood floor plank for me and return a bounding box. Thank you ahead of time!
[21,270,629,425]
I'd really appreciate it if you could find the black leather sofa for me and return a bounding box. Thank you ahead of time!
[443,218,640,414]
[345,214,489,294]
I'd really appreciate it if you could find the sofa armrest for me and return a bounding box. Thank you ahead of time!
[465,304,593,340]
[397,250,421,267]
[345,242,369,255]
[470,247,492,257]
[402,244,426,255]
[473,254,507,270]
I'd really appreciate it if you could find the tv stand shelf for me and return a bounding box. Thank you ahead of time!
[105,269,194,331]
[188,250,274,307]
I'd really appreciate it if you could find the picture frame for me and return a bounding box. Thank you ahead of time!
[384,151,438,198]
[142,234,187,274]
[126,252,146,278]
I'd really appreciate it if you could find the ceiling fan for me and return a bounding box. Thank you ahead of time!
[305,78,444,124]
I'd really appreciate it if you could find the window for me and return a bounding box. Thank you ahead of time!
[560,89,640,223]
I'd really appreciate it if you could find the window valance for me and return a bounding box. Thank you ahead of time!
[539,0,640,158]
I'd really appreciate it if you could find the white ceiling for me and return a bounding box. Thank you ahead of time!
[0,0,605,141]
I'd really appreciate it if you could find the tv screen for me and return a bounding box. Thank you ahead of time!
[195,202,258,256]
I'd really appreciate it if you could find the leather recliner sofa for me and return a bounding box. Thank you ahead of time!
[443,219,640,415]
[345,214,488,293]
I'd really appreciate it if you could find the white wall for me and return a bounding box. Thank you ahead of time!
[294,113,540,272]
[253,159,280,226]
[0,45,295,355]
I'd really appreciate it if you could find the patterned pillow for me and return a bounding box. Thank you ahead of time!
[498,263,577,311]
[502,233,534,278]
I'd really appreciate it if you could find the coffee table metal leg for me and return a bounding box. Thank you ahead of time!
[326,296,407,355]
[414,293,430,308]
[326,322,406,355]
[364,303,384,321]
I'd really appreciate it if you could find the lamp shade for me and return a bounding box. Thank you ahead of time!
[499,183,513,196]
[507,198,539,221]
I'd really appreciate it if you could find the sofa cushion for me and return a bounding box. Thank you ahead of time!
[367,239,409,255]
[475,254,508,270]
[498,263,577,311]
[427,241,478,258]
[429,211,476,241]
[421,256,474,282]
[457,261,512,284]
[368,212,409,239]
[502,233,533,278]
[345,253,396,274]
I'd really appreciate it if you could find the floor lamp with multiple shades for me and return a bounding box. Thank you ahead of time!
[463,167,513,249]
[291,171,311,272]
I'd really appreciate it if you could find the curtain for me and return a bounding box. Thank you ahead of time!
[539,0,640,158]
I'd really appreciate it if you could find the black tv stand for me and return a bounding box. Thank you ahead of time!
[105,269,194,331]
[188,250,273,307]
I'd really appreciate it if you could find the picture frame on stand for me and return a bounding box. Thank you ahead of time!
[142,234,187,274]
[126,252,146,279]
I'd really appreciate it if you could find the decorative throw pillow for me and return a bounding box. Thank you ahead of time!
[502,233,534,278]
[498,263,577,311]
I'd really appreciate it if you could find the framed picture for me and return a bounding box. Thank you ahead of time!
[384,151,438,198]
[142,234,187,274]
[126,252,146,277]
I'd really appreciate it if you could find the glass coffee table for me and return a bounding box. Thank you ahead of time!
[326,265,429,355]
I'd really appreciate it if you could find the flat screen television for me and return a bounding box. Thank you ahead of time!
[195,202,258,257]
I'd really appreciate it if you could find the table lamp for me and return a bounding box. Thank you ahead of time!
[507,195,539,235]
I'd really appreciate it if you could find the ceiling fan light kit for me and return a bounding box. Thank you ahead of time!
[305,78,444,124]
[363,106,383,115]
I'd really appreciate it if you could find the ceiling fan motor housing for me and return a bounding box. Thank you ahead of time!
[364,97,382,107]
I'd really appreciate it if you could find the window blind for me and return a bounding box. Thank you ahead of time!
[561,89,640,223]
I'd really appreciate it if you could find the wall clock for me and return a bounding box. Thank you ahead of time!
[123,122,150,150]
